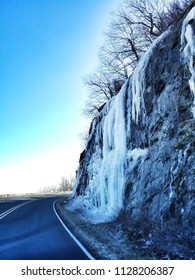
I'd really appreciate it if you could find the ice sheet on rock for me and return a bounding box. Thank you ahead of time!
[181,7,195,118]
[131,28,171,124]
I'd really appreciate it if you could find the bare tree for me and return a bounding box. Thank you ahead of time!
[99,44,129,80]
[69,176,75,190]
[83,69,124,117]
[82,0,194,119]
[59,176,75,191]
[39,185,58,193]
[156,0,193,31]
[59,177,69,192]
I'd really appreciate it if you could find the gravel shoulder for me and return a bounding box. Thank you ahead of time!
[55,197,150,260]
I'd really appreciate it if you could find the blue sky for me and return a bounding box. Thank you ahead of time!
[0,0,120,194]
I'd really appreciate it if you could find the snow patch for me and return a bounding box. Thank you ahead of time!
[128,148,148,169]
[128,148,148,162]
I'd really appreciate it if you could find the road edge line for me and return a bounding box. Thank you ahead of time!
[53,200,95,260]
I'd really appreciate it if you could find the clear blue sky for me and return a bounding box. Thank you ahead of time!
[0,0,120,194]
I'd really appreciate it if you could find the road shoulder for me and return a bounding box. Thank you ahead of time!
[54,198,143,260]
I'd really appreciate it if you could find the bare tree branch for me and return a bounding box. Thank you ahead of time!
[82,0,194,119]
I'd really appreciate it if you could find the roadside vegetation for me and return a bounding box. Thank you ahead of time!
[0,176,75,197]
[39,176,75,194]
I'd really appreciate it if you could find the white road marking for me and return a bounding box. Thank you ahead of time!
[53,200,95,260]
[0,201,33,220]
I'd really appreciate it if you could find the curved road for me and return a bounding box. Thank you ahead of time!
[0,196,90,260]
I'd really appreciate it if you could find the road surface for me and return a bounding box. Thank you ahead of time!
[0,196,90,260]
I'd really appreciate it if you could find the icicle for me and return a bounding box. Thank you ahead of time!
[131,28,171,124]
[69,82,128,222]
[181,7,195,118]
[99,82,127,216]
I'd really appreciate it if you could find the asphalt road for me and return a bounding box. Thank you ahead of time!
[0,196,90,260]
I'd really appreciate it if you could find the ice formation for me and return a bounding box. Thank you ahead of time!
[69,7,195,224]
[69,79,150,222]
[181,7,195,118]
[131,29,170,124]
[70,84,128,222]
[69,25,170,223]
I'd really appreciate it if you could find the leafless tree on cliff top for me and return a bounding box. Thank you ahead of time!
[83,0,193,119]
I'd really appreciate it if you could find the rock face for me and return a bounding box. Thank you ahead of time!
[69,5,195,257]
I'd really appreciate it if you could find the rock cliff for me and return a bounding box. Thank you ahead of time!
[67,4,195,258]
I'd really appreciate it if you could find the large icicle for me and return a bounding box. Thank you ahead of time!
[69,83,128,222]
[99,82,127,216]
[181,7,195,118]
